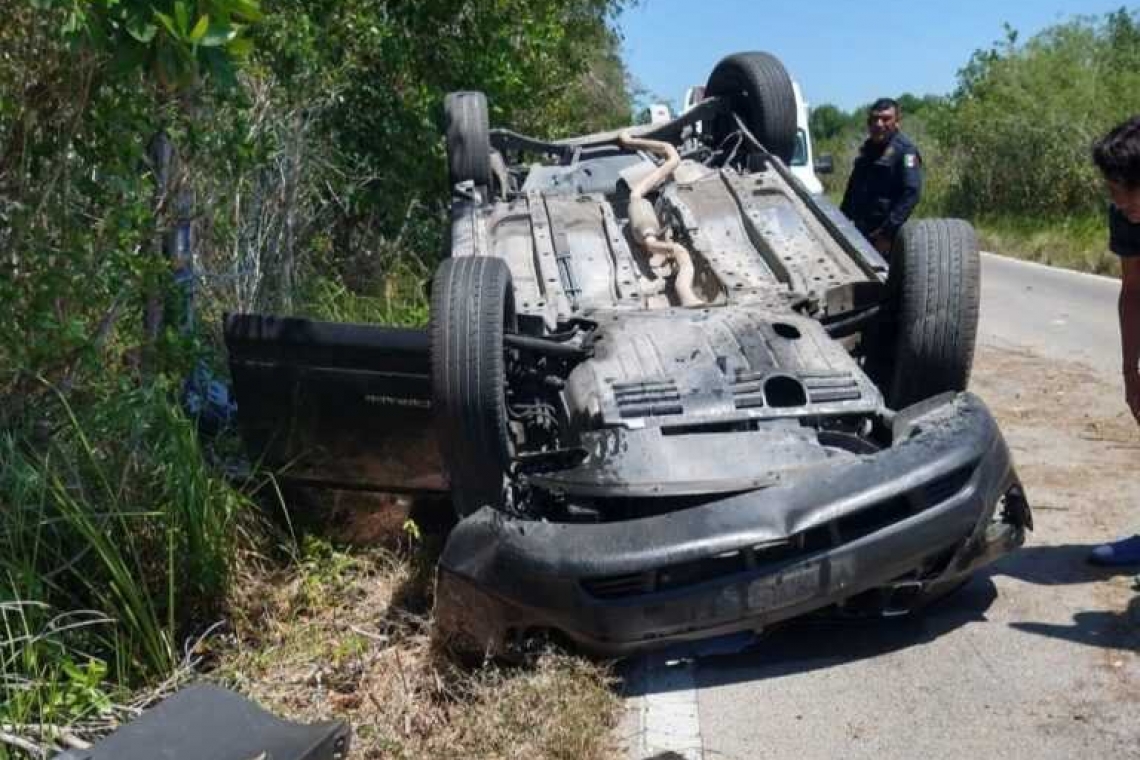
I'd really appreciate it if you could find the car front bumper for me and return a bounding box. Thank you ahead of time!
[435,392,1030,657]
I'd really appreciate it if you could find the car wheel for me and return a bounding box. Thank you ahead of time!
[430,256,515,518]
[705,51,798,164]
[444,91,492,190]
[867,219,981,408]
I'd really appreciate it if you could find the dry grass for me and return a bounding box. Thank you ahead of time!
[211,495,622,760]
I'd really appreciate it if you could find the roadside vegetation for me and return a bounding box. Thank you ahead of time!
[811,9,1140,275]
[220,528,620,759]
[1,1,631,756]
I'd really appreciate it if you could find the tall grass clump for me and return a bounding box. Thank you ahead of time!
[0,381,249,732]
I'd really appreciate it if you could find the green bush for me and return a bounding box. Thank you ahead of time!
[1,382,249,728]
[933,14,1140,219]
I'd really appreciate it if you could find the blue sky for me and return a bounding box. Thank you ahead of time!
[619,1,1131,112]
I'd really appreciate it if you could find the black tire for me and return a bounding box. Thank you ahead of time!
[869,219,981,409]
[430,256,514,517]
[705,52,798,163]
[444,91,492,189]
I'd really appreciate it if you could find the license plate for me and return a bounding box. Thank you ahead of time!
[746,561,822,610]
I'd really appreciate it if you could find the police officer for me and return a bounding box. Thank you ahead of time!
[840,98,923,255]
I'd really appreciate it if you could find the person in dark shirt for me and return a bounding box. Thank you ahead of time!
[840,98,923,255]
[1089,114,1140,566]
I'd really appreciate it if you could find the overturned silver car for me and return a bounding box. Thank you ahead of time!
[226,52,1031,657]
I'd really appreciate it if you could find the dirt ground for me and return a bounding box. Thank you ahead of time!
[968,344,1140,701]
[972,343,1140,609]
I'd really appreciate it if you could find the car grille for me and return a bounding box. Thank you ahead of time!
[580,463,977,600]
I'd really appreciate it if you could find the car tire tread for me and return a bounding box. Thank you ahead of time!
[444,91,492,189]
[430,256,513,517]
[706,51,798,163]
[885,218,981,407]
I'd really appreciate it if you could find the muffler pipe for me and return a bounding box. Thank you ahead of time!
[618,130,703,307]
[646,239,700,307]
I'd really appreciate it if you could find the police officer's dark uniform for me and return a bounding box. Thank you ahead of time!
[840,131,923,251]
[1109,203,1140,258]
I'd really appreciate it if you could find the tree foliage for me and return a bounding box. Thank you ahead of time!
[808,103,847,141]
[1,0,633,399]
[256,0,632,239]
[33,0,262,89]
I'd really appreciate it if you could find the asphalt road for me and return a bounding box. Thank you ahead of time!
[621,254,1140,760]
[977,253,1122,380]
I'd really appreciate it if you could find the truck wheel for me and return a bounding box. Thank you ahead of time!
[430,256,515,517]
[444,91,492,190]
[706,52,798,164]
[868,219,981,409]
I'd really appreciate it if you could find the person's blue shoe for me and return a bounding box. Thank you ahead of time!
[1087,534,1140,566]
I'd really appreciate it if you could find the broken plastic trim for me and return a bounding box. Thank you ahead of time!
[54,685,350,760]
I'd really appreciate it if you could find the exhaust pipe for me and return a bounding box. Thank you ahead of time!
[618,130,703,307]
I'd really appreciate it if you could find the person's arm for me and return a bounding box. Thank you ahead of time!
[840,158,860,217]
[882,150,923,235]
[1120,256,1140,422]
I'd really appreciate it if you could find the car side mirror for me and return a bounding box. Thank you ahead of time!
[814,154,834,175]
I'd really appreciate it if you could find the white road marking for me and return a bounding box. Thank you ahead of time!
[625,653,703,760]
